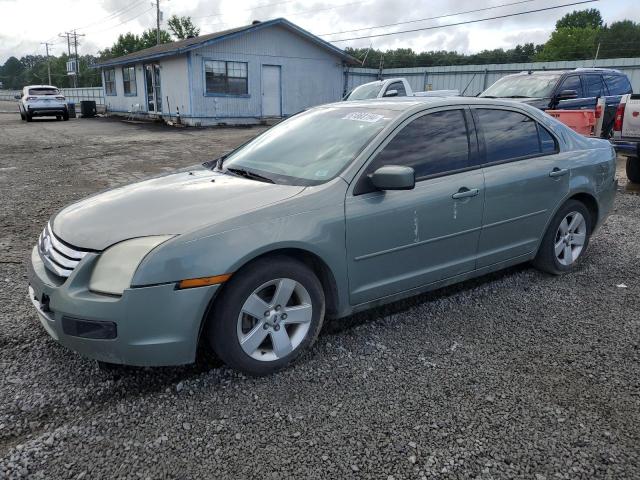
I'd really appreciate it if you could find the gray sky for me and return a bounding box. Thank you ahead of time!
[0,0,635,63]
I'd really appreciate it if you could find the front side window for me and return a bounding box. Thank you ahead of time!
[366,109,470,180]
[604,75,632,96]
[222,106,399,186]
[558,75,583,97]
[205,60,248,95]
[476,109,555,163]
[122,66,136,95]
[104,68,116,95]
[386,82,407,97]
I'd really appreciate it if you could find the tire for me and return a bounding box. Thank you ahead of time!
[207,255,325,376]
[25,113,32,122]
[62,112,69,121]
[533,200,592,275]
[627,157,640,184]
[56,115,62,121]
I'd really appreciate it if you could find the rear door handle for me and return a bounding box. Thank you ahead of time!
[452,187,479,199]
[549,168,569,178]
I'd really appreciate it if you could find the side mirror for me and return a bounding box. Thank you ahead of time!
[383,89,398,98]
[14,94,21,100]
[370,165,415,191]
[556,89,578,101]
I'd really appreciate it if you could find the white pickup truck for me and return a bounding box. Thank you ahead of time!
[343,77,458,101]
[612,93,640,183]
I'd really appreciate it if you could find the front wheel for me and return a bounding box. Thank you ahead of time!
[207,256,325,376]
[25,113,32,122]
[533,200,592,275]
[627,157,640,184]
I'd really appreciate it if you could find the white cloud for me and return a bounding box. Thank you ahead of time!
[0,0,635,63]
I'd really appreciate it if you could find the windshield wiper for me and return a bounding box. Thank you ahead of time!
[502,95,532,98]
[226,167,275,184]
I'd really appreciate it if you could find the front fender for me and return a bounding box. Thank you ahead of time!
[132,190,350,314]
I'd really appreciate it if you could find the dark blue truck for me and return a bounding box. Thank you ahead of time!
[479,68,632,138]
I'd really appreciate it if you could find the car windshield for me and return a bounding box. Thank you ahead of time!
[344,82,383,101]
[28,88,60,96]
[221,106,398,186]
[480,74,562,98]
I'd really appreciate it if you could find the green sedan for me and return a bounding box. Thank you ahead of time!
[28,97,617,375]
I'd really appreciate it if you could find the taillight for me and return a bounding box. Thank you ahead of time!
[613,103,625,131]
[26,96,37,101]
[595,104,602,119]
[56,96,65,100]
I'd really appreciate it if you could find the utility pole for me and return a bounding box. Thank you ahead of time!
[153,0,161,45]
[41,42,53,85]
[59,31,85,88]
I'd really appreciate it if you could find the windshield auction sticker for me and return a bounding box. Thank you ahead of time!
[342,112,384,123]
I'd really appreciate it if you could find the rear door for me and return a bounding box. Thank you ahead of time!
[472,107,569,267]
[345,107,484,305]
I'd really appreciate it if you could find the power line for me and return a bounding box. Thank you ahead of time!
[319,0,539,37]
[328,0,600,43]
[74,0,149,32]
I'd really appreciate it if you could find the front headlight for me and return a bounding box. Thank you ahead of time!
[89,235,173,296]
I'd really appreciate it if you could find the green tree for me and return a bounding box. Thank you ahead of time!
[167,15,200,40]
[556,8,603,29]
[536,26,599,61]
[598,20,640,59]
[138,28,172,49]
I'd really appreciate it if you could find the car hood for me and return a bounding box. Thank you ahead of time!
[52,166,305,250]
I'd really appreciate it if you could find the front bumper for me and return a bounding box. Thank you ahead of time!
[27,246,219,366]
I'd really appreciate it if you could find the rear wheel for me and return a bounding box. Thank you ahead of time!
[207,256,325,376]
[56,115,62,120]
[627,157,640,184]
[62,111,69,121]
[533,200,592,275]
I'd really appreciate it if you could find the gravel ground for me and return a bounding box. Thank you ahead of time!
[1,111,639,479]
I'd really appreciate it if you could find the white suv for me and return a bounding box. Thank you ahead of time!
[16,85,69,121]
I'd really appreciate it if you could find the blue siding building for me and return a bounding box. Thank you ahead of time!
[94,18,357,126]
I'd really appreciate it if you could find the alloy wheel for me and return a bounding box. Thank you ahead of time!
[236,278,313,361]
[554,211,587,266]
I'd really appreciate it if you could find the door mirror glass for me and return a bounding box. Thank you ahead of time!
[556,89,578,101]
[370,165,415,190]
[383,89,398,98]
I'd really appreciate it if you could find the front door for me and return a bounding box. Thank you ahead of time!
[144,64,162,114]
[472,107,570,267]
[262,65,281,117]
[345,108,485,305]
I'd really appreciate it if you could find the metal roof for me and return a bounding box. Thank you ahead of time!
[94,18,358,67]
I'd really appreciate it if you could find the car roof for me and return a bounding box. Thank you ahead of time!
[24,85,59,89]
[506,68,622,78]
[320,96,540,112]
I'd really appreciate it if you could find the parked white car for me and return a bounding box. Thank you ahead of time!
[343,77,459,101]
[612,93,640,183]
[16,85,69,122]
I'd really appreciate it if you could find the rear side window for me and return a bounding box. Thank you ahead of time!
[583,75,605,97]
[367,109,470,180]
[558,75,583,97]
[604,75,632,96]
[387,82,407,96]
[476,109,555,163]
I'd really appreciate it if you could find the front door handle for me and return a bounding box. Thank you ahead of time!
[452,187,479,199]
[549,168,569,178]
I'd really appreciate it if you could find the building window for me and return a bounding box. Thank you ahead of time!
[122,66,136,96]
[104,68,116,96]
[204,60,248,95]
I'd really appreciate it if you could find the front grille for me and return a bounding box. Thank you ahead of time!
[38,223,88,278]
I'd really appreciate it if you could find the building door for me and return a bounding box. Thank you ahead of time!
[262,65,281,117]
[144,64,162,114]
